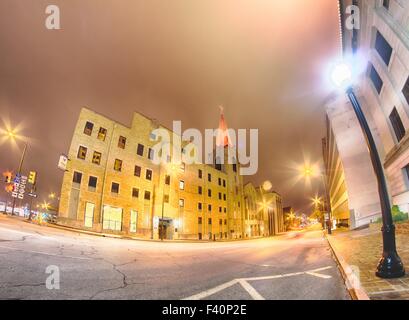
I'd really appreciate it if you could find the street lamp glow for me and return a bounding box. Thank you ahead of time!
[330,62,352,89]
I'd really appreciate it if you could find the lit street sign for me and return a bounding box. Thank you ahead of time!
[11,175,27,200]
[58,154,68,171]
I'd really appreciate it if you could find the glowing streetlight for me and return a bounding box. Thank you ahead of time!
[330,61,405,278]
[1,126,28,216]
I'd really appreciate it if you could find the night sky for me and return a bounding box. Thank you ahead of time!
[0,0,341,214]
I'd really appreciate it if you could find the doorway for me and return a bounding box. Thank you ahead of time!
[159,218,174,240]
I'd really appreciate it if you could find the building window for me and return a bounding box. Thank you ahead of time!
[165,175,171,185]
[208,173,211,182]
[198,169,202,179]
[102,206,122,231]
[73,171,82,184]
[148,148,155,160]
[223,180,226,187]
[164,194,169,203]
[198,217,202,224]
[233,164,237,173]
[146,169,153,181]
[224,219,227,225]
[198,186,203,195]
[383,0,389,9]
[223,194,226,201]
[132,188,139,198]
[118,136,126,149]
[179,199,185,207]
[208,218,212,225]
[180,162,186,172]
[369,64,383,94]
[218,178,222,186]
[219,219,222,225]
[198,202,202,211]
[114,159,122,172]
[77,146,87,160]
[92,151,101,165]
[208,204,212,212]
[375,30,392,66]
[84,121,94,136]
[134,165,141,177]
[215,157,222,171]
[219,207,222,213]
[179,180,185,190]
[88,176,97,189]
[402,76,409,105]
[97,127,107,141]
[218,192,222,200]
[130,210,138,233]
[137,143,144,156]
[208,189,212,197]
[389,107,406,142]
[144,191,151,200]
[111,182,120,194]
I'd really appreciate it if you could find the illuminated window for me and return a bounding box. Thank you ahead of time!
[130,210,138,233]
[134,165,141,177]
[118,136,126,149]
[114,159,122,172]
[97,127,107,141]
[92,151,101,165]
[180,162,186,172]
[146,169,153,181]
[179,180,185,190]
[179,199,185,207]
[137,144,144,156]
[77,146,87,160]
[84,121,94,136]
[102,206,122,231]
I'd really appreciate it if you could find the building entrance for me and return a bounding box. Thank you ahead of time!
[159,218,174,240]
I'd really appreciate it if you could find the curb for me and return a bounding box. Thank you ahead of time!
[325,232,370,300]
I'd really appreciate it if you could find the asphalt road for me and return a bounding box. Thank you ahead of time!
[0,215,350,300]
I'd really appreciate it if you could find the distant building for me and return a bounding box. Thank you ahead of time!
[58,107,271,240]
[243,183,285,237]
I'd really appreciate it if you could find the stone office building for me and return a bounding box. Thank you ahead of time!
[324,0,409,228]
[58,107,247,240]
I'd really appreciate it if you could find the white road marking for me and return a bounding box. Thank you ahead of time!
[183,266,333,300]
[182,280,238,300]
[0,245,92,260]
[238,279,265,300]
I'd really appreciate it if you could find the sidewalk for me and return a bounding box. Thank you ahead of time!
[326,223,409,300]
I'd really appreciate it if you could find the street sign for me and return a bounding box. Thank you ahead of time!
[58,154,68,171]
[11,174,27,200]
[28,193,37,198]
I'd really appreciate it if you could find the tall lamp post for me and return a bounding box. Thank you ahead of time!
[2,130,28,216]
[330,62,405,279]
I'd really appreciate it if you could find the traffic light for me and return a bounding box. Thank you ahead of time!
[28,171,37,185]
[3,171,12,183]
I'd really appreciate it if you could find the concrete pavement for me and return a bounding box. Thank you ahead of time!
[0,215,350,300]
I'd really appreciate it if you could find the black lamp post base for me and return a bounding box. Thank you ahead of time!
[376,251,405,279]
